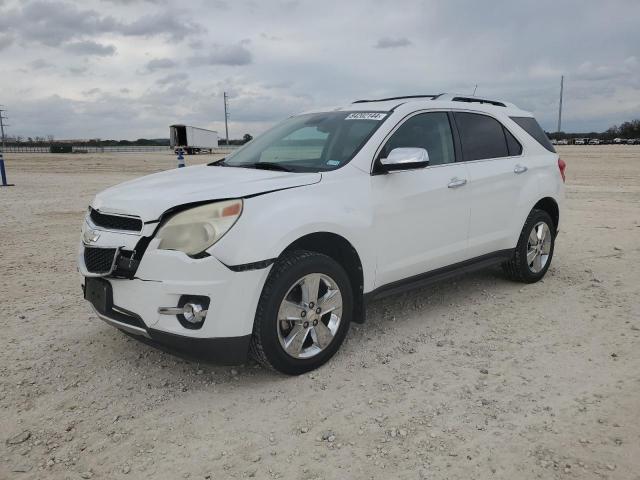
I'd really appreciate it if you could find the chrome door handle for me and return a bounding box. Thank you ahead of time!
[448,177,467,188]
[514,164,528,174]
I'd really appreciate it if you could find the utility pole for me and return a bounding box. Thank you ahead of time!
[0,108,6,150]
[0,106,13,187]
[557,75,564,133]
[223,92,230,146]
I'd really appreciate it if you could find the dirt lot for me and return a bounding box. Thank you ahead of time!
[1,146,639,479]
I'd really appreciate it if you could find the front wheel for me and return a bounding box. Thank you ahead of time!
[502,209,556,283]
[250,250,353,375]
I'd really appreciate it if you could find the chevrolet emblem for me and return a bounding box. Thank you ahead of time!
[83,228,101,244]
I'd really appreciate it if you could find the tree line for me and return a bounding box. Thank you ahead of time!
[548,119,640,140]
[220,133,253,146]
[602,119,640,140]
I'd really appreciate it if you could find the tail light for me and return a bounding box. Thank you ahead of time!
[558,158,566,183]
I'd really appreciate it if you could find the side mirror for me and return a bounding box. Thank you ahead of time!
[380,147,429,172]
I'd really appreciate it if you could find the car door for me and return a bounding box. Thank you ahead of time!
[371,111,471,288]
[452,112,529,257]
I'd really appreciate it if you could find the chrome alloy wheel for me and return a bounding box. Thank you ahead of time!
[276,273,343,359]
[527,221,552,273]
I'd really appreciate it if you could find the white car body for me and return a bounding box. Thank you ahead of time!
[79,94,565,367]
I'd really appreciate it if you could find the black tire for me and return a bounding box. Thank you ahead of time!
[502,209,556,283]
[249,250,353,375]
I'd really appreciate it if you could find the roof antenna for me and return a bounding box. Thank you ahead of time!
[472,84,478,96]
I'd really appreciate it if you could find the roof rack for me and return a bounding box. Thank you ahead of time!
[450,96,506,107]
[351,93,516,109]
[352,95,438,104]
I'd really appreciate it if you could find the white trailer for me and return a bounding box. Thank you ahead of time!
[170,125,218,154]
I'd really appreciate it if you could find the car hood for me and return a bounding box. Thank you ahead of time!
[91,164,321,222]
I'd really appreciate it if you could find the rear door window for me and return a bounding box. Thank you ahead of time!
[510,116,556,153]
[453,112,509,161]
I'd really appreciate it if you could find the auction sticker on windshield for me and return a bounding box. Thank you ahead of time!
[345,112,387,121]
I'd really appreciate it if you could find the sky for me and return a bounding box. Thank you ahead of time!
[1,0,639,140]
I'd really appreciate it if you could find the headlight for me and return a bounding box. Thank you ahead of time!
[156,199,243,255]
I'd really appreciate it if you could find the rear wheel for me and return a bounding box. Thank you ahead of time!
[502,209,555,283]
[250,250,353,375]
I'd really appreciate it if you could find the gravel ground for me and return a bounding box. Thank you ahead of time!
[1,146,639,479]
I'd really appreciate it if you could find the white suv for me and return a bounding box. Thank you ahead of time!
[79,94,566,374]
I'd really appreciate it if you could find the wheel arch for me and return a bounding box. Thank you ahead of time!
[532,197,559,232]
[280,232,366,324]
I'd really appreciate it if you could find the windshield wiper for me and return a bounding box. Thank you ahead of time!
[208,158,227,166]
[241,162,294,172]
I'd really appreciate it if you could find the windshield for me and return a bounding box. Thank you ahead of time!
[217,111,388,172]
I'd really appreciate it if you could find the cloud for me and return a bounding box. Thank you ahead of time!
[0,1,201,47]
[0,33,13,50]
[119,12,202,41]
[83,87,102,96]
[156,73,189,85]
[67,65,90,75]
[374,37,412,49]
[145,58,177,72]
[65,40,116,56]
[573,56,640,82]
[260,32,282,41]
[191,43,252,66]
[29,58,53,69]
[4,0,640,138]
[3,1,120,46]
[280,0,300,10]
[101,0,165,3]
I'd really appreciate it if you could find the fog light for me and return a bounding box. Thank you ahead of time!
[158,295,210,330]
[182,303,206,323]
[156,303,207,323]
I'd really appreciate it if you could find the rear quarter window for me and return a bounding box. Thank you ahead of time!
[504,128,523,156]
[510,116,556,153]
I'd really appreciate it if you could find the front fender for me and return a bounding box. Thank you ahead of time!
[209,176,377,290]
